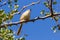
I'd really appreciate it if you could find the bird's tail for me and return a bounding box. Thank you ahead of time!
[17,23,23,35]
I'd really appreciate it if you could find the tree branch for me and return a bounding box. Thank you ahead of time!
[49,0,53,16]
[0,13,60,28]
[47,0,53,16]
[13,0,40,15]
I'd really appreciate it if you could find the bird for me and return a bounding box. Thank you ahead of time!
[17,9,31,35]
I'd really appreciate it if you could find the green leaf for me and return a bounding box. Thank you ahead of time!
[40,10,45,15]
[44,2,49,7]
[51,26,57,30]
[0,9,4,13]
[20,37,25,40]
[0,10,4,17]
[51,26,57,33]
[1,14,6,18]
[9,29,13,33]
[11,9,18,14]
[0,18,2,24]
[14,4,19,9]
[54,17,59,21]
[3,14,7,17]
[53,2,57,5]
[8,14,13,20]
[2,14,7,21]
[1,28,5,33]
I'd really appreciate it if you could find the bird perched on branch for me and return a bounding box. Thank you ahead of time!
[17,9,31,35]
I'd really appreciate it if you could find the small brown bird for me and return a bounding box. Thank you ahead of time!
[17,9,31,35]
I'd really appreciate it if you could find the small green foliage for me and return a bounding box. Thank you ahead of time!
[51,24,60,33]
[0,18,2,24]
[0,9,18,25]
[44,2,49,7]
[53,2,57,5]
[14,4,19,9]
[20,37,25,40]
[54,17,59,21]
[51,26,57,33]
[0,28,26,40]
[8,14,13,20]
[52,26,57,30]
[0,28,14,40]
[40,10,45,15]
[0,9,4,14]
[0,10,6,24]
[11,9,18,14]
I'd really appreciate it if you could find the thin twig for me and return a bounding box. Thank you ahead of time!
[48,0,53,16]
[49,0,53,15]
[46,0,53,16]
[14,0,40,15]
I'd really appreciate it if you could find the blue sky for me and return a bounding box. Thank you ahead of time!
[0,0,60,40]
